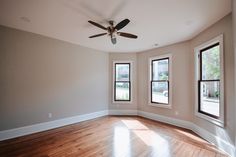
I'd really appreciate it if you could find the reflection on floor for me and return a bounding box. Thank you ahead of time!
[0,116,228,157]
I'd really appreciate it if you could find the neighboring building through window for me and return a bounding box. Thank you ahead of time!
[150,55,171,107]
[114,63,131,101]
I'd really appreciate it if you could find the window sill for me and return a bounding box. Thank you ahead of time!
[112,101,132,104]
[149,103,172,109]
[195,112,224,127]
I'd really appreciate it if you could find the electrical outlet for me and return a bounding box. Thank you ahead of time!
[48,113,52,118]
[175,111,179,116]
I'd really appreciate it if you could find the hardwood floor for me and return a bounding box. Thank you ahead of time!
[0,116,228,157]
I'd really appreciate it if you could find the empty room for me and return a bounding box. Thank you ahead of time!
[0,0,236,157]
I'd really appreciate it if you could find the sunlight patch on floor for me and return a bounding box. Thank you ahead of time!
[134,130,171,156]
[121,120,149,130]
[113,126,131,157]
[121,119,171,157]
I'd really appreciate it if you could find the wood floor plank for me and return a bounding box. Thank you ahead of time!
[0,116,228,157]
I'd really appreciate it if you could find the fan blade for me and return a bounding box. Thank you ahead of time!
[111,37,116,44]
[88,21,107,30]
[114,19,130,30]
[89,33,107,38]
[117,32,138,39]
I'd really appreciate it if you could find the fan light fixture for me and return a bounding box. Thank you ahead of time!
[88,19,138,44]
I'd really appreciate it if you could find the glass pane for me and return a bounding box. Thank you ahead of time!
[200,81,220,117]
[201,44,220,80]
[152,82,168,104]
[116,64,129,81]
[115,82,130,101]
[152,59,169,81]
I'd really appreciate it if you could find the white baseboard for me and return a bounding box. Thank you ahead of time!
[0,109,234,156]
[109,110,138,115]
[138,111,235,157]
[191,124,235,157]
[138,111,192,129]
[0,110,108,141]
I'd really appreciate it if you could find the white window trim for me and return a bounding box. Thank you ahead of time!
[112,60,133,104]
[148,54,172,109]
[194,34,224,127]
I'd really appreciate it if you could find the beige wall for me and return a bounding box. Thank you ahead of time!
[137,13,235,145]
[109,53,138,110]
[233,0,236,147]
[109,14,236,146]
[137,42,192,121]
[190,14,235,145]
[108,13,235,148]
[0,25,109,131]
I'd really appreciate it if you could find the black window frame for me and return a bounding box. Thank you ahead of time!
[198,42,220,119]
[114,63,131,102]
[151,58,169,104]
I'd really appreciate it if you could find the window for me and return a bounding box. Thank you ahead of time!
[199,43,220,118]
[195,34,224,126]
[149,54,172,108]
[114,63,131,101]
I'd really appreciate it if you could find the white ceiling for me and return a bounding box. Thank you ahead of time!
[0,0,232,53]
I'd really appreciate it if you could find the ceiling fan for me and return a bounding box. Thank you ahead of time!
[88,19,138,44]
